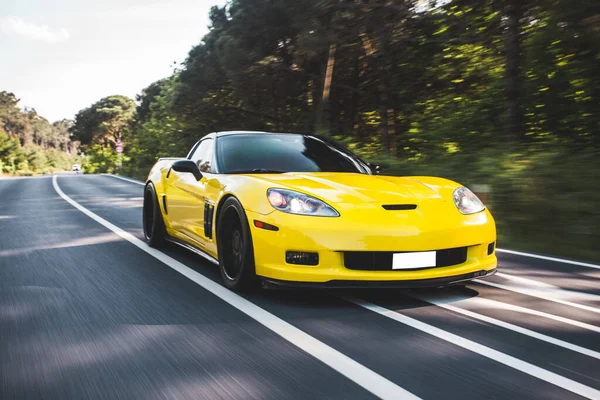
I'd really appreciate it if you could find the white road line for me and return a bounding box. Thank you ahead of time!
[347,297,600,400]
[426,295,600,334]
[496,272,600,301]
[101,173,145,186]
[496,248,600,270]
[476,277,600,315]
[52,176,419,400]
[416,295,600,360]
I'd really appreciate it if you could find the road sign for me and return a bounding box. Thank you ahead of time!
[115,138,124,153]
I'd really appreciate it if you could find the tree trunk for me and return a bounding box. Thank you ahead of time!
[346,50,360,140]
[378,15,391,154]
[503,0,524,142]
[316,44,337,136]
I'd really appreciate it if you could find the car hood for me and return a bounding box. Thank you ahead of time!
[251,172,447,205]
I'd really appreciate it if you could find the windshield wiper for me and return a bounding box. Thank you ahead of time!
[252,168,286,173]
[227,168,286,174]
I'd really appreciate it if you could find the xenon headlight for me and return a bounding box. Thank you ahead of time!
[267,188,339,217]
[453,186,485,214]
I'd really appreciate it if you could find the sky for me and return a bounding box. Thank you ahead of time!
[0,0,225,122]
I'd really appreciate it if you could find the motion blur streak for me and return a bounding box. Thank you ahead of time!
[476,277,600,315]
[419,295,600,334]
[495,249,600,270]
[416,295,600,359]
[345,297,600,400]
[51,175,420,400]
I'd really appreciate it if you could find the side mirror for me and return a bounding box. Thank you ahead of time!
[368,163,382,175]
[172,160,203,181]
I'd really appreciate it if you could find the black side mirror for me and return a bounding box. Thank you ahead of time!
[172,160,203,181]
[368,163,382,175]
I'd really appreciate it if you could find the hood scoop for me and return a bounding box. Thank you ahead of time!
[382,204,417,210]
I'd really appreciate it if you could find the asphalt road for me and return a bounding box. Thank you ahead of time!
[1,174,599,400]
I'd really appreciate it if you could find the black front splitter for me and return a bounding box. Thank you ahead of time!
[260,268,497,290]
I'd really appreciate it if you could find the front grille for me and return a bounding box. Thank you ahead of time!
[382,204,417,210]
[344,247,468,271]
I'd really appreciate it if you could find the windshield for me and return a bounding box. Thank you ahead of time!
[215,134,371,174]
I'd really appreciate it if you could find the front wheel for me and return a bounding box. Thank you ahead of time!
[217,197,256,291]
[143,183,166,247]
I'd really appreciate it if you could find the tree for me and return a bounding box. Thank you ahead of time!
[0,91,25,139]
[52,119,74,152]
[0,90,75,174]
[0,128,24,173]
[136,79,168,123]
[72,95,136,145]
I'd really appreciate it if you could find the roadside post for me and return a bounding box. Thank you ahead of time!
[115,139,124,171]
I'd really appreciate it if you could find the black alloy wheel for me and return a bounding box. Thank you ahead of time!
[143,183,166,247]
[217,197,256,291]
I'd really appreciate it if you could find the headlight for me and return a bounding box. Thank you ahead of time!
[453,186,485,214]
[267,188,339,217]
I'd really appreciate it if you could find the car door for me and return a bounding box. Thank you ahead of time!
[168,139,214,247]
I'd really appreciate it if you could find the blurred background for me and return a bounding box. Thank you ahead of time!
[1,0,599,261]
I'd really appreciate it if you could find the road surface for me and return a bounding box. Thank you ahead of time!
[1,174,599,399]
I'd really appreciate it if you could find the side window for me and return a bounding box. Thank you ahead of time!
[190,139,213,173]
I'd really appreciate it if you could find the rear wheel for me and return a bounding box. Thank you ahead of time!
[217,197,256,291]
[143,183,166,247]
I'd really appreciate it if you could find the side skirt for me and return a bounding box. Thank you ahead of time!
[165,235,219,265]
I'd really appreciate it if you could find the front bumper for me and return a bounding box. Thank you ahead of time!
[246,207,497,284]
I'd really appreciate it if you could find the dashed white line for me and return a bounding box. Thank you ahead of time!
[52,175,420,400]
[425,295,600,334]
[347,297,600,400]
[496,248,600,270]
[416,295,600,360]
[476,276,600,315]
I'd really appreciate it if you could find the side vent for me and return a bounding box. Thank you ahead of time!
[204,203,215,239]
[382,204,417,210]
[161,195,168,214]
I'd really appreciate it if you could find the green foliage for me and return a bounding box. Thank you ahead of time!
[0,129,24,173]
[72,95,136,146]
[0,128,75,175]
[1,91,77,175]
[71,95,136,173]
[81,143,123,174]
[0,91,25,137]
[73,0,599,260]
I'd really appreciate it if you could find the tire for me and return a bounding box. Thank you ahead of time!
[216,197,256,291]
[143,183,166,248]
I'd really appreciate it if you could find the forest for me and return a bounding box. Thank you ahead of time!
[4,0,599,260]
[0,91,80,175]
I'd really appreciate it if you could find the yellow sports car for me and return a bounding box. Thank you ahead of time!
[143,131,497,291]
